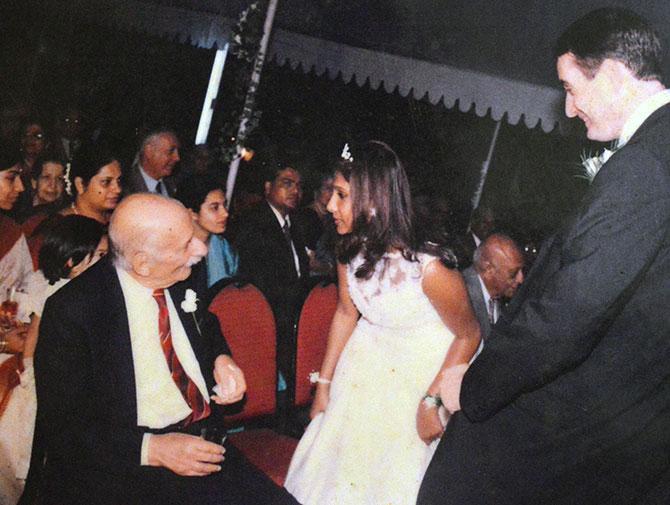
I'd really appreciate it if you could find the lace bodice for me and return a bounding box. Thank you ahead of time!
[347,251,442,329]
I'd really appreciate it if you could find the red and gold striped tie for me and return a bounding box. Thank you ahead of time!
[152,289,210,426]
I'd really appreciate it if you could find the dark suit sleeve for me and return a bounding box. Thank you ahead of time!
[461,146,670,421]
[35,295,144,474]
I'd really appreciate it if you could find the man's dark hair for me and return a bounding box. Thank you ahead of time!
[555,8,664,82]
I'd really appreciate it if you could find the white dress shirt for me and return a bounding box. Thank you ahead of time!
[116,268,210,464]
[138,164,167,196]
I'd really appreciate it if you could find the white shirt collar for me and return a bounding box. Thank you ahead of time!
[268,201,290,228]
[138,163,161,191]
[617,89,670,148]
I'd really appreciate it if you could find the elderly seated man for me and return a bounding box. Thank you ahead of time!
[28,194,297,505]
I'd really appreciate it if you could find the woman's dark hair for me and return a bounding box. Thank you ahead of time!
[0,142,22,171]
[38,215,106,283]
[69,142,121,189]
[336,141,456,279]
[31,149,67,182]
[176,175,225,212]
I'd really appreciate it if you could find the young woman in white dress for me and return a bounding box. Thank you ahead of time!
[284,141,481,505]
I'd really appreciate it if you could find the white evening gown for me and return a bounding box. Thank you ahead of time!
[285,252,454,505]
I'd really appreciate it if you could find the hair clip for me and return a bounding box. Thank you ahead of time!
[341,143,353,162]
[64,162,73,196]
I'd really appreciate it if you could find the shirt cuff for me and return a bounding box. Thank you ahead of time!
[141,433,152,466]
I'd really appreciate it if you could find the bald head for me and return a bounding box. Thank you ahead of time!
[109,194,207,288]
[474,233,525,300]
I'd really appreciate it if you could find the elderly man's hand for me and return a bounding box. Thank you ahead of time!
[2,324,28,354]
[211,355,246,405]
[148,432,224,476]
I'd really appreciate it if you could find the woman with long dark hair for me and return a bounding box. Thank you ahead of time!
[284,141,481,504]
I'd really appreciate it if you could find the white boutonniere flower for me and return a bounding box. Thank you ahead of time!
[181,289,202,334]
[579,146,617,183]
[181,289,199,313]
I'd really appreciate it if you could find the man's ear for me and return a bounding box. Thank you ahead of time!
[189,209,200,224]
[31,178,37,191]
[131,251,151,277]
[264,181,271,197]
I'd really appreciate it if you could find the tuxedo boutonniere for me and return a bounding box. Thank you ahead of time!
[579,144,617,183]
[181,289,201,333]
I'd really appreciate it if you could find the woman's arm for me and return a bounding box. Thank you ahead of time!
[416,260,481,443]
[309,262,359,418]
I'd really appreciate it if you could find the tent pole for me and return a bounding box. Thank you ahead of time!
[195,44,230,145]
[471,119,502,210]
[225,0,279,207]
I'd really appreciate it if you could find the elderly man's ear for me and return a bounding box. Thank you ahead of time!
[131,251,152,277]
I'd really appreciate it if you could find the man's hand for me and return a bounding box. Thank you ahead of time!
[438,363,469,414]
[147,432,225,476]
[211,355,246,405]
[1,323,28,354]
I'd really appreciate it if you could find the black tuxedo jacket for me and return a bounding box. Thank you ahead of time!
[234,201,309,317]
[32,257,229,503]
[419,105,670,504]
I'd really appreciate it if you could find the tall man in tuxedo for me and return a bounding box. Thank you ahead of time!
[124,129,180,196]
[419,8,670,504]
[462,233,524,339]
[30,194,297,504]
[235,164,309,398]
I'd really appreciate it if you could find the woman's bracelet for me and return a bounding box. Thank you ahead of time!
[422,393,443,409]
[309,371,332,385]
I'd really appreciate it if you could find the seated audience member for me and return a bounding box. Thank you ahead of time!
[125,129,180,196]
[0,145,34,289]
[296,173,336,276]
[234,163,309,393]
[54,106,85,162]
[29,194,297,505]
[60,143,122,224]
[11,119,52,219]
[0,146,32,504]
[1,216,106,504]
[462,233,524,346]
[17,151,66,227]
[176,175,238,295]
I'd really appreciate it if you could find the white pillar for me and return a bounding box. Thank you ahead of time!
[195,44,230,145]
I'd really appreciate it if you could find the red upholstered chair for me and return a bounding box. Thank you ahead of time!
[293,279,338,408]
[208,280,298,486]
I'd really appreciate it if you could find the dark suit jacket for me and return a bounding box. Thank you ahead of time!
[123,161,177,197]
[461,266,492,339]
[32,257,229,504]
[420,105,670,504]
[234,201,309,323]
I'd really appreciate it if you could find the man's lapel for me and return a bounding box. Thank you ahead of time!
[94,259,139,420]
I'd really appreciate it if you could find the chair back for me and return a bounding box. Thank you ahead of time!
[208,281,277,423]
[293,279,338,407]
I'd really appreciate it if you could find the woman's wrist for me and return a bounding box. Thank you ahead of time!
[309,371,332,385]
